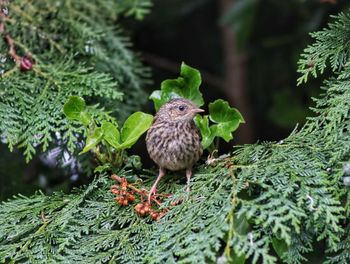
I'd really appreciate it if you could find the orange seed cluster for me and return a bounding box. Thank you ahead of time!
[110,174,167,221]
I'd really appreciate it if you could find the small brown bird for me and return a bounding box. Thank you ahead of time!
[146,98,204,202]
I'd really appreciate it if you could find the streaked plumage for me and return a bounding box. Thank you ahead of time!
[146,98,204,201]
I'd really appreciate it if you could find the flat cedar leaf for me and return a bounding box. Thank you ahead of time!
[118,112,153,150]
[194,115,214,149]
[272,238,289,260]
[101,122,120,149]
[63,96,91,126]
[80,127,103,154]
[149,62,204,110]
[208,99,245,142]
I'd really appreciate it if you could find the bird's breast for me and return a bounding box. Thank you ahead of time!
[146,121,203,171]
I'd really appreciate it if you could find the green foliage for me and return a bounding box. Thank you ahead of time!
[63,96,153,166]
[117,0,153,20]
[297,12,350,84]
[150,63,244,150]
[195,99,245,149]
[0,0,151,162]
[149,62,204,111]
[63,96,92,126]
[118,112,154,150]
[1,10,350,264]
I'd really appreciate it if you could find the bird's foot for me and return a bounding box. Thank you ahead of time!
[148,186,157,204]
[185,168,192,193]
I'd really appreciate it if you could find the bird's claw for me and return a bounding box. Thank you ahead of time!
[148,187,157,204]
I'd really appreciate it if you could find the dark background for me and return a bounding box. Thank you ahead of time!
[1,0,349,200]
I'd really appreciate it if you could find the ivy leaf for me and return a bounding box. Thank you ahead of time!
[63,96,91,126]
[194,115,214,149]
[101,121,120,149]
[194,100,245,149]
[80,127,103,154]
[150,62,204,110]
[117,112,153,150]
[208,99,245,142]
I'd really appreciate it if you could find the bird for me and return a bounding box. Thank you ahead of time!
[146,98,204,202]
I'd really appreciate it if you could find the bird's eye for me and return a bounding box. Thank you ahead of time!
[178,105,185,111]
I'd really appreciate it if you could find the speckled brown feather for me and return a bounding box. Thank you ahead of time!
[146,98,203,171]
[146,98,204,201]
[146,118,202,171]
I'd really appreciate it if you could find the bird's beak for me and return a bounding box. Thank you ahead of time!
[191,108,205,114]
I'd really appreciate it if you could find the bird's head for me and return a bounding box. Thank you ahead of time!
[157,98,204,122]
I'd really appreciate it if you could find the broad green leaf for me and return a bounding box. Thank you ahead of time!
[117,112,153,150]
[209,99,245,124]
[101,121,120,149]
[232,251,246,264]
[272,238,289,260]
[63,96,91,126]
[194,115,214,149]
[194,100,245,149]
[149,62,204,110]
[80,127,103,154]
[79,111,92,126]
[63,96,85,119]
[149,90,163,111]
[208,99,245,142]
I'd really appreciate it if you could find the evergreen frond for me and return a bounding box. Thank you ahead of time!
[1,6,350,264]
[0,0,151,161]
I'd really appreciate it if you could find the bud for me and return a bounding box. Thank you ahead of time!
[20,56,34,71]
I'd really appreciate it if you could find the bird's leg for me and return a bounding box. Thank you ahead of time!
[148,167,166,203]
[186,168,192,192]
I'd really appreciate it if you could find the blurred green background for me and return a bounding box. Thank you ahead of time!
[1,0,349,201]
